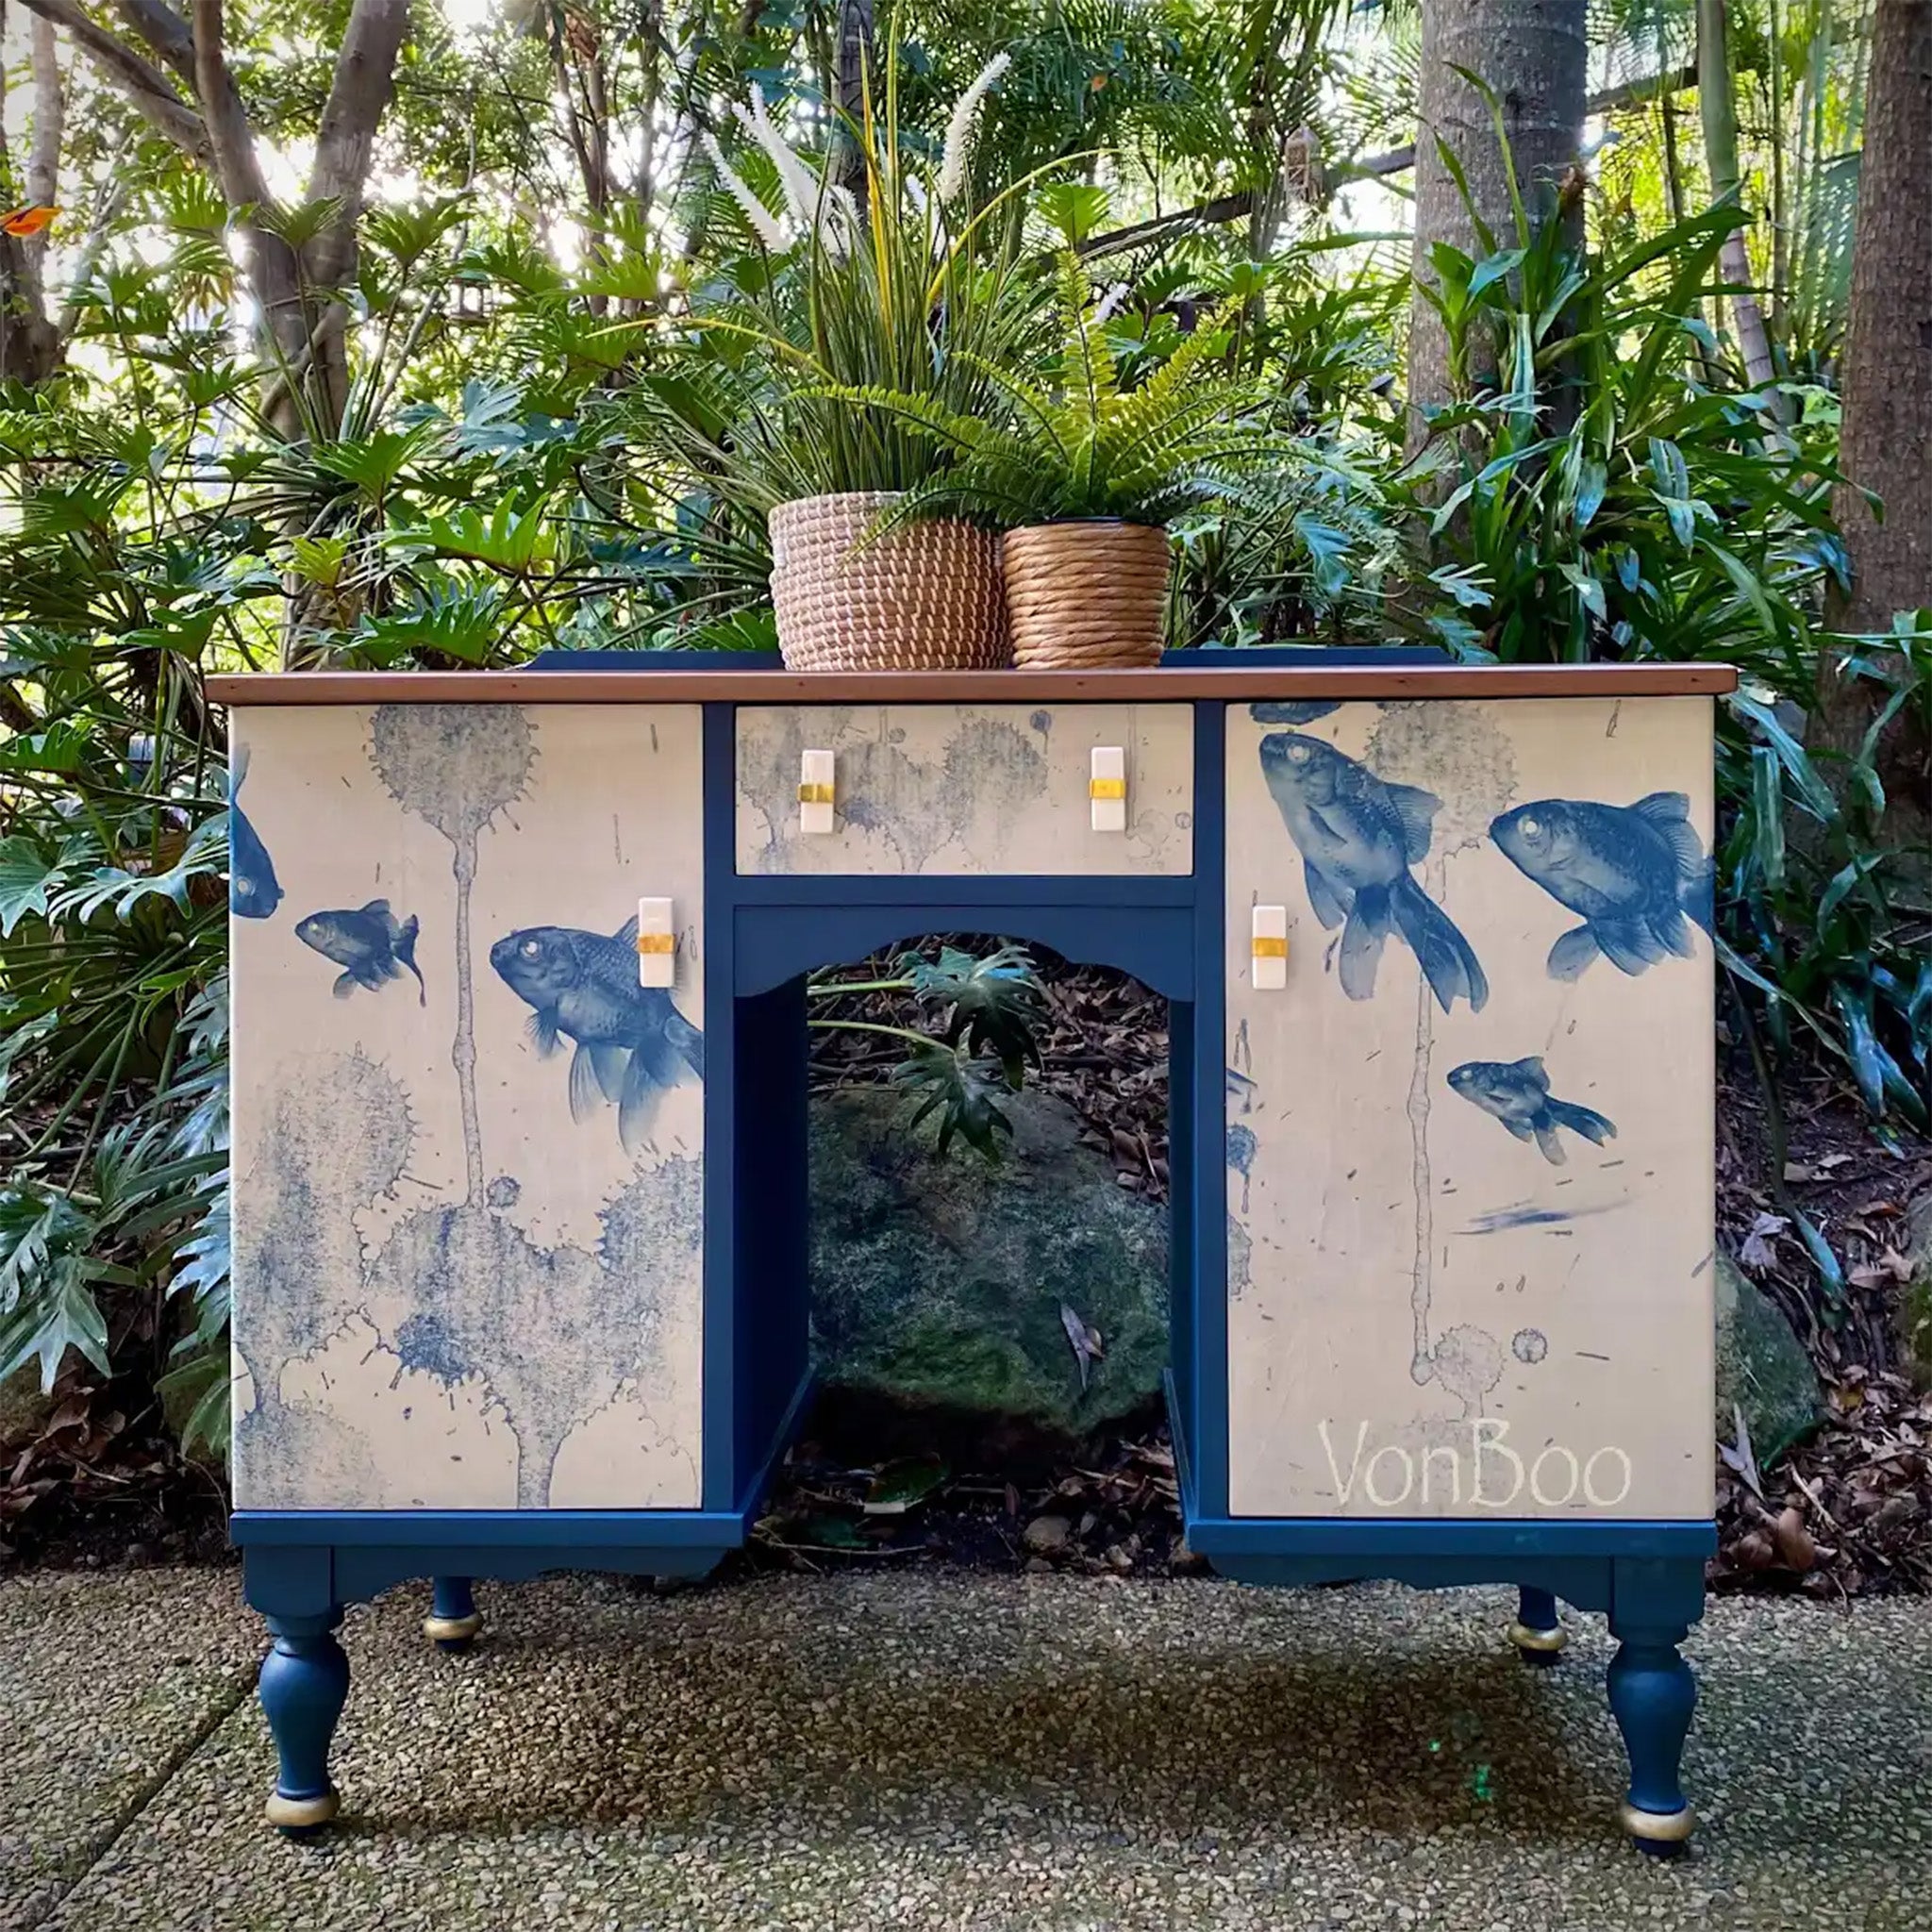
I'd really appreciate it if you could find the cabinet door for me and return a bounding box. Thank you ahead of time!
[1224,697,1714,1520]
[229,703,706,1510]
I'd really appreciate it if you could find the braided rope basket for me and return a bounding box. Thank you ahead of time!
[1001,521,1173,670]
[768,491,1008,672]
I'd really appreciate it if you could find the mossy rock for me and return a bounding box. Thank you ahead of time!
[1897,1193,1932,1391]
[1714,1251,1822,1467]
[0,1362,54,1452]
[808,1086,1168,1447]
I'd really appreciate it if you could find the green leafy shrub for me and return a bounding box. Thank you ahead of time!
[0,642,230,1441]
[809,943,1048,1161]
[1404,151,1928,1159]
[1720,627,1932,1133]
[1407,193,1847,682]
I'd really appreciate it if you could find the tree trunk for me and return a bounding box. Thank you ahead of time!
[25,11,63,225]
[17,0,407,438]
[1697,0,1778,391]
[1820,0,1932,863]
[0,233,60,386]
[0,0,61,385]
[830,0,874,191]
[291,0,411,434]
[1407,0,1588,434]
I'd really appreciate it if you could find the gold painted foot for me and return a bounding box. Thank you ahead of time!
[265,1786,340,1832]
[423,1609,483,1647]
[1620,1801,1695,1853]
[1507,1617,1567,1660]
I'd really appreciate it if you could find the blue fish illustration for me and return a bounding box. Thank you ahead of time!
[1251,701,1341,725]
[227,748,282,920]
[1258,731,1488,1012]
[1446,1057,1616,1166]
[296,900,425,1004]
[491,918,704,1152]
[1490,794,1713,979]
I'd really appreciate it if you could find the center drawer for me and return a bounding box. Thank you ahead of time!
[735,704,1194,876]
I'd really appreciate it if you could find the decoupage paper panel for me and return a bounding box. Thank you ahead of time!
[229,704,705,1510]
[736,704,1193,874]
[1225,696,1715,1520]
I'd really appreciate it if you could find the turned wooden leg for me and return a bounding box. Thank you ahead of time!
[1507,1585,1566,1667]
[1607,1620,1697,1854]
[258,1612,350,1835]
[424,1575,483,1651]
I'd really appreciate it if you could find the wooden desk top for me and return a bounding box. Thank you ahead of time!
[208,662,1738,707]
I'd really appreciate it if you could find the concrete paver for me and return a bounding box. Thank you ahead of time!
[7,1568,1930,1931]
[0,1568,258,1931]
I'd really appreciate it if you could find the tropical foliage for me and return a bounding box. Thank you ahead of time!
[0,0,1924,1457]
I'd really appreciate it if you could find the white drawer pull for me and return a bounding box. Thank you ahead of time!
[798,749,836,834]
[636,897,676,988]
[1252,906,1288,990]
[1090,746,1126,832]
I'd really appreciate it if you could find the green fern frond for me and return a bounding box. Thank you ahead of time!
[1055,250,1119,425]
[798,382,1005,458]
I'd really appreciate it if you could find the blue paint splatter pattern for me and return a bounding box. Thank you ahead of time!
[1226,1123,1257,1212]
[234,1050,704,1509]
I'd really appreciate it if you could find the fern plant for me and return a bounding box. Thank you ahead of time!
[812,254,1291,528]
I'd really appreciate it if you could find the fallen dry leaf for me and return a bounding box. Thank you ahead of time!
[1774,1506,1818,1572]
[1739,1210,1789,1273]
[1848,1247,1914,1291]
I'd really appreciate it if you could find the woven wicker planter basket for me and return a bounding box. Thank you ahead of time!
[768,491,1008,672]
[1001,520,1173,670]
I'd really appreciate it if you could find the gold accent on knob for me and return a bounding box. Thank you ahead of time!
[1251,936,1288,959]
[796,781,835,805]
[1088,777,1126,800]
[1507,1618,1567,1655]
[265,1788,340,1830]
[1619,1802,1695,1844]
[634,932,675,956]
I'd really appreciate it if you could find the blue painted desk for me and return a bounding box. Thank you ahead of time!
[212,651,1732,1849]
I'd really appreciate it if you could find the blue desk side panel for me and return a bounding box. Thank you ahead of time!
[1187,702,1228,1517]
[704,704,814,1519]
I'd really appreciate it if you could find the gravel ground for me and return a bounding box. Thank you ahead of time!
[5,1568,1930,1932]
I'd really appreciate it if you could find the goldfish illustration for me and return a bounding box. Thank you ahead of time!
[1258,731,1488,1012]
[1251,701,1341,725]
[1490,793,1713,979]
[1446,1057,1617,1166]
[491,918,704,1152]
[1,207,57,239]
[296,900,425,1003]
[227,748,283,920]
